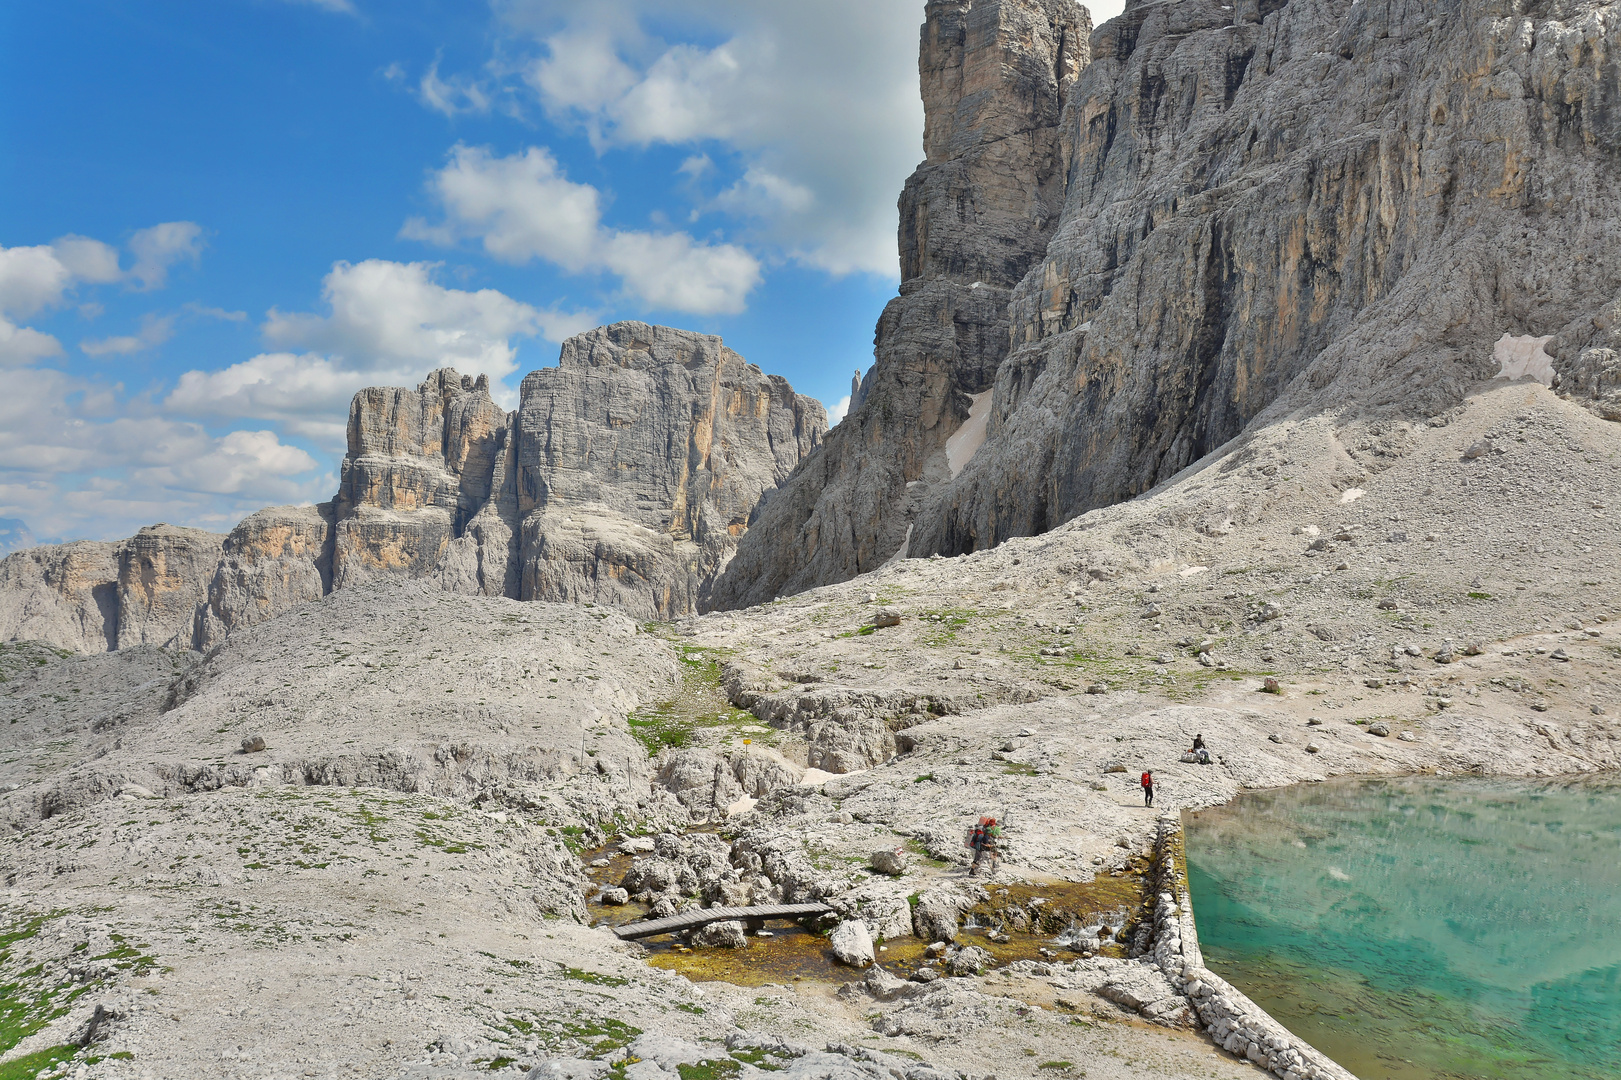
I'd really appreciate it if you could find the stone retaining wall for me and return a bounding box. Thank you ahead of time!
[1148,815,1358,1080]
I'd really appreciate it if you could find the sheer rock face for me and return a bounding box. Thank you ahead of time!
[197,505,335,651]
[331,369,508,591]
[715,0,1621,603]
[0,542,122,653]
[114,526,225,650]
[516,323,826,618]
[4,326,823,652]
[707,0,1089,610]
[919,0,1621,554]
[0,526,225,654]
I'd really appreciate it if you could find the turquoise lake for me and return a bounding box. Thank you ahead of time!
[1184,776,1621,1080]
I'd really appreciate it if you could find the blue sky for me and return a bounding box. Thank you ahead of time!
[0,0,1120,548]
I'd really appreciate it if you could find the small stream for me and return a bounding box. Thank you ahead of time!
[1185,775,1621,1080]
[579,841,1148,987]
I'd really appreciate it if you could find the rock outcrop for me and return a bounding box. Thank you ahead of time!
[197,504,334,650]
[517,323,825,616]
[0,541,122,653]
[3,323,824,652]
[711,0,1621,605]
[708,0,1090,609]
[0,526,224,654]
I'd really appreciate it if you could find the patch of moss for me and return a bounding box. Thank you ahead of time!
[625,644,764,756]
[0,1044,79,1079]
[560,967,629,988]
[728,1047,784,1072]
[676,1060,742,1080]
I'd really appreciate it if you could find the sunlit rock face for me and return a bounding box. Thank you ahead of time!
[330,368,506,592]
[324,329,824,621]
[713,0,1621,604]
[515,322,825,619]
[0,526,225,654]
[113,525,224,650]
[0,541,124,653]
[708,0,1090,610]
[197,505,334,650]
[2,325,825,651]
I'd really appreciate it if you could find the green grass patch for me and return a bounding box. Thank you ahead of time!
[0,1044,79,1079]
[561,968,629,988]
[676,1060,743,1080]
[728,1047,784,1071]
[625,643,764,756]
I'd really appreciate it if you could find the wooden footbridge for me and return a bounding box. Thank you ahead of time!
[609,902,831,941]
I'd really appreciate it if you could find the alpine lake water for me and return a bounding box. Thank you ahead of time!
[1184,775,1621,1080]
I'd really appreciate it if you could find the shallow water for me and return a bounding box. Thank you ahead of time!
[1184,775,1621,1080]
[579,841,1148,986]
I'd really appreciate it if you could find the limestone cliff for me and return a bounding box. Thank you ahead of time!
[919,0,1621,554]
[0,526,223,654]
[515,323,825,617]
[707,0,1091,609]
[711,0,1621,605]
[3,324,824,651]
[197,504,334,650]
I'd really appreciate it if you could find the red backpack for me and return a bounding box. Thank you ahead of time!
[1141,772,1152,787]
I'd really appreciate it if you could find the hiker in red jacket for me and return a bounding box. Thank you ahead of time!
[1141,770,1154,808]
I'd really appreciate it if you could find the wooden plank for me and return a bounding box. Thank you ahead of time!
[609,902,831,940]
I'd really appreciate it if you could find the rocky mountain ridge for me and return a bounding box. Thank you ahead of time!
[709,0,1621,607]
[0,322,824,653]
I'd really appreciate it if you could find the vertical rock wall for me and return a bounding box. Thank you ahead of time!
[920,0,1621,554]
[711,0,1621,604]
[114,525,225,650]
[0,541,123,654]
[516,323,825,617]
[3,324,825,652]
[707,0,1090,610]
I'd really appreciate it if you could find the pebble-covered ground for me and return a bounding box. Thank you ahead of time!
[0,378,1615,1080]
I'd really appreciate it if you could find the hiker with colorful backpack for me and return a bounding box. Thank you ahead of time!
[965,814,1002,876]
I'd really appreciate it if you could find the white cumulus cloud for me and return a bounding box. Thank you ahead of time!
[0,365,328,541]
[166,351,393,451]
[825,394,850,427]
[128,222,205,290]
[81,314,177,358]
[263,258,592,381]
[164,259,596,444]
[403,144,762,315]
[502,0,925,277]
[0,318,63,367]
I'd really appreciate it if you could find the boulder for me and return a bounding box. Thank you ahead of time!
[911,890,966,942]
[690,920,747,949]
[943,945,994,977]
[869,848,910,876]
[829,920,874,967]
